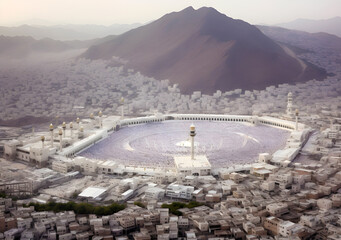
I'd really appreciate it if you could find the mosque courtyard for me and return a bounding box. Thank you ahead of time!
[80,121,290,168]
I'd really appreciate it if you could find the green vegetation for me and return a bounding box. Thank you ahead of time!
[134,201,146,208]
[161,201,203,216]
[71,190,80,199]
[24,201,125,216]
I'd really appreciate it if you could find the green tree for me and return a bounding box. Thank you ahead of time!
[161,201,203,216]
[24,201,125,216]
[71,191,80,199]
[134,201,146,208]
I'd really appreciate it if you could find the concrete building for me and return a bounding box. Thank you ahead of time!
[266,203,289,216]
[264,217,282,235]
[78,187,108,201]
[0,181,32,197]
[52,159,73,174]
[278,221,304,237]
[0,217,17,233]
[144,187,165,201]
[165,183,194,200]
[317,198,333,211]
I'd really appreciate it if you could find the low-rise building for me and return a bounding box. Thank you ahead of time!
[145,187,165,201]
[0,217,17,233]
[266,203,289,216]
[165,183,194,200]
[278,221,304,237]
[264,216,282,235]
[52,160,73,173]
[317,198,333,211]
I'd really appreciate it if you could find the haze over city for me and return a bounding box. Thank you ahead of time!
[0,1,341,240]
[1,0,341,26]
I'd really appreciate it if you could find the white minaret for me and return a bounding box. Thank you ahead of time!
[62,122,66,137]
[41,136,45,149]
[286,92,293,116]
[190,124,196,160]
[295,109,299,131]
[58,128,63,151]
[99,111,103,128]
[120,97,125,119]
[70,122,73,137]
[79,126,84,139]
[76,117,80,129]
[49,123,54,147]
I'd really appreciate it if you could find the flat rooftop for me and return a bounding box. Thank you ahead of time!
[79,186,107,199]
[174,155,211,169]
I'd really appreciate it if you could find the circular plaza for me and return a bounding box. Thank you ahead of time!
[80,120,290,169]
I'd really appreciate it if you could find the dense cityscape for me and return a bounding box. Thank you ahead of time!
[1,1,341,240]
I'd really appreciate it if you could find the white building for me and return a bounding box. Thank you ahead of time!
[121,189,134,201]
[52,159,73,173]
[260,181,275,191]
[4,139,52,167]
[279,221,304,237]
[266,203,289,216]
[78,187,107,201]
[271,148,300,166]
[97,160,118,175]
[299,215,320,228]
[270,172,293,188]
[73,157,98,173]
[317,198,333,211]
[174,155,211,177]
[258,153,271,163]
[3,140,20,159]
[165,183,194,200]
[145,187,165,201]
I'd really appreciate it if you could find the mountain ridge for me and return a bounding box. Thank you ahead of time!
[82,7,327,94]
[0,23,140,41]
[276,17,341,37]
[0,35,116,58]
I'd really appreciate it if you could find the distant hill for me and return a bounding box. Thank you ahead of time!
[53,24,142,39]
[276,17,341,37]
[257,25,341,51]
[0,35,104,58]
[82,7,326,94]
[0,23,140,41]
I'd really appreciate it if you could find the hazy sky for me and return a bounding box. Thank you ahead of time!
[1,0,340,26]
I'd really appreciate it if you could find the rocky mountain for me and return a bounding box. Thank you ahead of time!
[82,7,326,94]
[276,17,341,37]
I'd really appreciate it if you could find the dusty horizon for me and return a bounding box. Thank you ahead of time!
[0,0,340,27]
